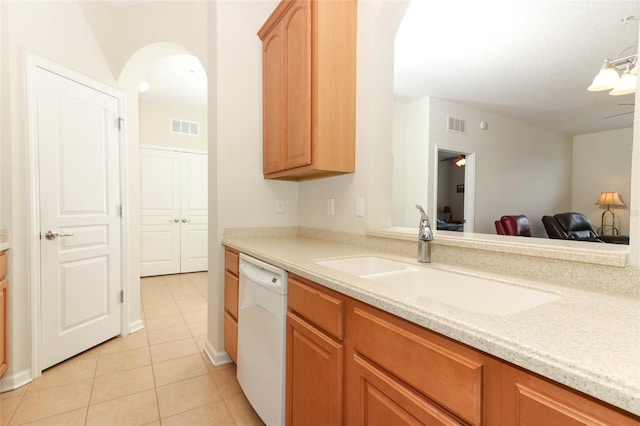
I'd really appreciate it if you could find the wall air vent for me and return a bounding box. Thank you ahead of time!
[447,116,466,134]
[170,119,200,136]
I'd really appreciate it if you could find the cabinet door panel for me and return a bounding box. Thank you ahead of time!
[501,366,640,426]
[282,1,311,170]
[286,312,343,426]
[223,311,238,364]
[353,354,463,426]
[262,28,284,174]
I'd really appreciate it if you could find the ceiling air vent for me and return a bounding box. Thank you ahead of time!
[170,119,200,136]
[447,116,466,134]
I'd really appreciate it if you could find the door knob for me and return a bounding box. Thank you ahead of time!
[45,230,74,240]
[169,218,179,223]
[181,218,192,223]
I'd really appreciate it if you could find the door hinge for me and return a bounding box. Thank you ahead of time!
[120,290,124,303]
[120,205,124,217]
[117,117,125,131]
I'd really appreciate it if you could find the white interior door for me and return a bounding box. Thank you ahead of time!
[36,66,122,370]
[139,148,208,276]
[140,149,181,276]
[180,152,208,273]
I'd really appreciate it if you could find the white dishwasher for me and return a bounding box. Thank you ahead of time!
[237,254,288,426]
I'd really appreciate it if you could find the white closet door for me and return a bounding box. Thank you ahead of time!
[180,152,208,273]
[140,149,181,276]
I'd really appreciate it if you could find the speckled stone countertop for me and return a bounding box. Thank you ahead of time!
[223,235,640,416]
[0,229,9,251]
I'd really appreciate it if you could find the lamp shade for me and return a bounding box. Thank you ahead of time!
[588,61,620,91]
[442,206,452,213]
[595,192,625,206]
[610,65,637,96]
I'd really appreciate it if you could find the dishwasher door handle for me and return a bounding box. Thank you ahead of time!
[241,263,280,288]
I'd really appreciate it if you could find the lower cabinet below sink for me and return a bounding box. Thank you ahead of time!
[284,274,640,426]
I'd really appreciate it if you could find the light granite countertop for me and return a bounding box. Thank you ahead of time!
[223,235,640,416]
[0,229,9,252]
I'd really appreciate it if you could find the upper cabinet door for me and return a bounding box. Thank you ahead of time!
[282,1,311,171]
[262,25,284,175]
[258,0,357,180]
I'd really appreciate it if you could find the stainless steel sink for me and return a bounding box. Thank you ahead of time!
[315,256,559,315]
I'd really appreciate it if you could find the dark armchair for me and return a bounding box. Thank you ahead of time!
[542,212,629,244]
[495,215,532,237]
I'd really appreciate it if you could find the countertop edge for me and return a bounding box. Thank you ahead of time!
[223,236,640,417]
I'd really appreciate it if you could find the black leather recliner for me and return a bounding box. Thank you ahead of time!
[542,212,629,244]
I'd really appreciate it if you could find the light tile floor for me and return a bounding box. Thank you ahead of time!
[1,272,265,426]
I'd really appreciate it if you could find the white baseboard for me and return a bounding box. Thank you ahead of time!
[204,340,232,366]
[0,369,33,393]
[128,319,145,334]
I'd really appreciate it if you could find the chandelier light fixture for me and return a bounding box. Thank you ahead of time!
[587,16,638,96]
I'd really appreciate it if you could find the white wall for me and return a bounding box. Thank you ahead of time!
[298,1,409,233]
[572,127,633,235]
[210,0,299,362]
[391,97,573,237]
[139,99,208,151]
[1,0,117,388]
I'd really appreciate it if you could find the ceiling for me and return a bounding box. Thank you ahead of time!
[139,54,207,110]
[394,1,639,135]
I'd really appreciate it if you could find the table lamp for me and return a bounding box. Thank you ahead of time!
[595,192,624,235]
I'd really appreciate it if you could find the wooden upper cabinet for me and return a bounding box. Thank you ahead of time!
[258,0,357,180]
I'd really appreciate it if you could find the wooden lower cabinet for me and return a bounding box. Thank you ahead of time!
[0,251,7,378]
[284,273,640,426]
[352,353,463,426]
[286,312,343,426]
[223,248,239,363]
[501,364,640,426]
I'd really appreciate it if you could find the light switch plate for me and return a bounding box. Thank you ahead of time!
[327,198,335,215]
[274,198,284,214]
[355,197,365,217]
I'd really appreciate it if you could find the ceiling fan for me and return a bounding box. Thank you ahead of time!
[604,103,635,119]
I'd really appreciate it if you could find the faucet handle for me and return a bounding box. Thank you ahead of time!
[415,205,427,220]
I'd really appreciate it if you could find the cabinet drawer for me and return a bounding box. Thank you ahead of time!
[353,307,483,426]
[224,271,239,320]
[224,249,239,276]
[288,276,344,341]
[0,252,6,280]
[224,311,238,364]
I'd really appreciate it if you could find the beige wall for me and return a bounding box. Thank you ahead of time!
[1,0,118,388]
[572,127,633,236]
[139,99,208,151]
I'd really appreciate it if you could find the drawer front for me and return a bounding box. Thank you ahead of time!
[224,248,239,275]
[0,252,6,280]
[224,311,238,364]
[224,271,239,320]
[353,307,483,425]
[287,276,344,341]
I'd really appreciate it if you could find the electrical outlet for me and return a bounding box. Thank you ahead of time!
[355,197,365,217]
[327,198,335,215]
[274,198,284,214]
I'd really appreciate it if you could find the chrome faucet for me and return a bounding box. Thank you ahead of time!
[415,205,433,263]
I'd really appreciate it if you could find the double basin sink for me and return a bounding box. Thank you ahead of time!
[314,256,559,315]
